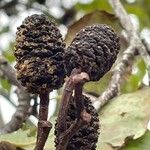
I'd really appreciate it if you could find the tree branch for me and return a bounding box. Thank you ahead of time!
[0,88,16,107]
[0,56,31,134]
[0,55,20,87]
[109,0,150,83]
[93,0,150,110]
[93,44,134,110]
[142,38,150,59]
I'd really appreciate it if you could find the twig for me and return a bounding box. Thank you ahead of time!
[35,92,52,150]
[56,69,90,150]
[93,0,150,110]
[0,56,31,134]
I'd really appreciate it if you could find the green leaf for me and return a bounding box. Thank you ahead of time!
[84,72,112,96]
[0,129,35,147]
[118,0,150,28]
[123,130,150,150]
[98,87,150,149]
[121,57,146,93]
[65,10,122,46]
[0,118,56,150]
[76,0,112,13]
[121,75,140,93]
[0,78,11,93]
[2,43,15,63]
[2,88,150,149]
[134,57,146,80]
[127,7,149,29]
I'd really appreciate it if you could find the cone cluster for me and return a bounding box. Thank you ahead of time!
[14,14,120,149]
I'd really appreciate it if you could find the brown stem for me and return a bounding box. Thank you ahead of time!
[74,82,84,119]
[57,68,81,136]
[56,69,90,150]
[35,91,52,150]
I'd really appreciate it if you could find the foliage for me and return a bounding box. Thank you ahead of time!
[121,56,147,93]
[1,88,150,149]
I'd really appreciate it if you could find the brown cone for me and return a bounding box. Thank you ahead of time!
[55,95,100,150]
[65,24,120,81]
[14,14,66,93]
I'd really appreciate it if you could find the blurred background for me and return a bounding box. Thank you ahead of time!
[0,0,150,126]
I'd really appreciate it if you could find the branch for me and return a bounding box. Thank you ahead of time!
[83,92,97,103]
[0,88,16,107]
[93,44,134,110]
[93,0,150,110]
[56,69,90,150]
[0,88,30,134]
[108,0,150,83]
[0,55,20,87]
[142,38,150,59]
[0,56,31,134]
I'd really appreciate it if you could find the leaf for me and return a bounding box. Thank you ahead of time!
[75,0,150,28]
[123,130,150,150]
[2,43,15,63]
[65,10,122,46]
[0,141,18,150]
[97,140,114,150]
[84,71,112,96]
[2,88,150,149]
[123,2,150,28]
[0,117,56,150]
[98,87,150,149]
[121,57,146,93]
[121,75,140,93]
[0,129,35,147]
[76,0,112,13]
[0,78,11,93]
[134,57,146,80]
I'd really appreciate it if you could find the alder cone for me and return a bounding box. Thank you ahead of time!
[65,24,120,81]
[14,14,66,93]
[55,95,99,150]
